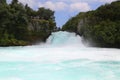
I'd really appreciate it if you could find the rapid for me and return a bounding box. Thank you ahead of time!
[0,31,120,80]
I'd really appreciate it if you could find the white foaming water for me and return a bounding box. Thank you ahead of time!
[46,31,85,46]
[0,31,120,80]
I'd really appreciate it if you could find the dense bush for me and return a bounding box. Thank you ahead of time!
[62,1,120,48]
[0,0,56,46]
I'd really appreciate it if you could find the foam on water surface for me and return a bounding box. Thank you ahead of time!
[0,31,120,80]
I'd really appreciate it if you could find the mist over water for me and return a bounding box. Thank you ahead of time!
[0,31,120,80]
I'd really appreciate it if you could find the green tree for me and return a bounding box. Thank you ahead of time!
[0,0,7,4]
[11,0,18,5]
[37,7,55,20]
[0,0,57,46]
[62,1,120,48]
[9,0,29,40]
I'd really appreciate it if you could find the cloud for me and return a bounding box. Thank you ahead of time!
[52,0,117,3]
[38,1,67,11]
[7,0,117,12]
[70,2,90,12]
[38,1,90,12]
[99,0,117,3]
[7,0,38,8]
[18,0,38,8]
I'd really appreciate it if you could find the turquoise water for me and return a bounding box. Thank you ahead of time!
[0,60,120,80]
[0,31,120,80]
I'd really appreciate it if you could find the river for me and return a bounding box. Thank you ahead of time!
[0,31,120,80]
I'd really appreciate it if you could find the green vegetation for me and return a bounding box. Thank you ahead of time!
[62,1,120,48]
[0,0,56,46]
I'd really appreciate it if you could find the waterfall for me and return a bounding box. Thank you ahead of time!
[0,31,120,80]
[46,31,85,47]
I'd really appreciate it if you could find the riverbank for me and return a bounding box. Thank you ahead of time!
[62,1,120,48]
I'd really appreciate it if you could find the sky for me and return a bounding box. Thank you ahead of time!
[7,0,117,27]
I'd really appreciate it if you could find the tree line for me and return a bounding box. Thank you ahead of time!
[0,0,56,46]
[62,1,120,48]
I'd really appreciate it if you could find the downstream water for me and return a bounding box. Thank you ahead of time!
[0,31,120,80]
